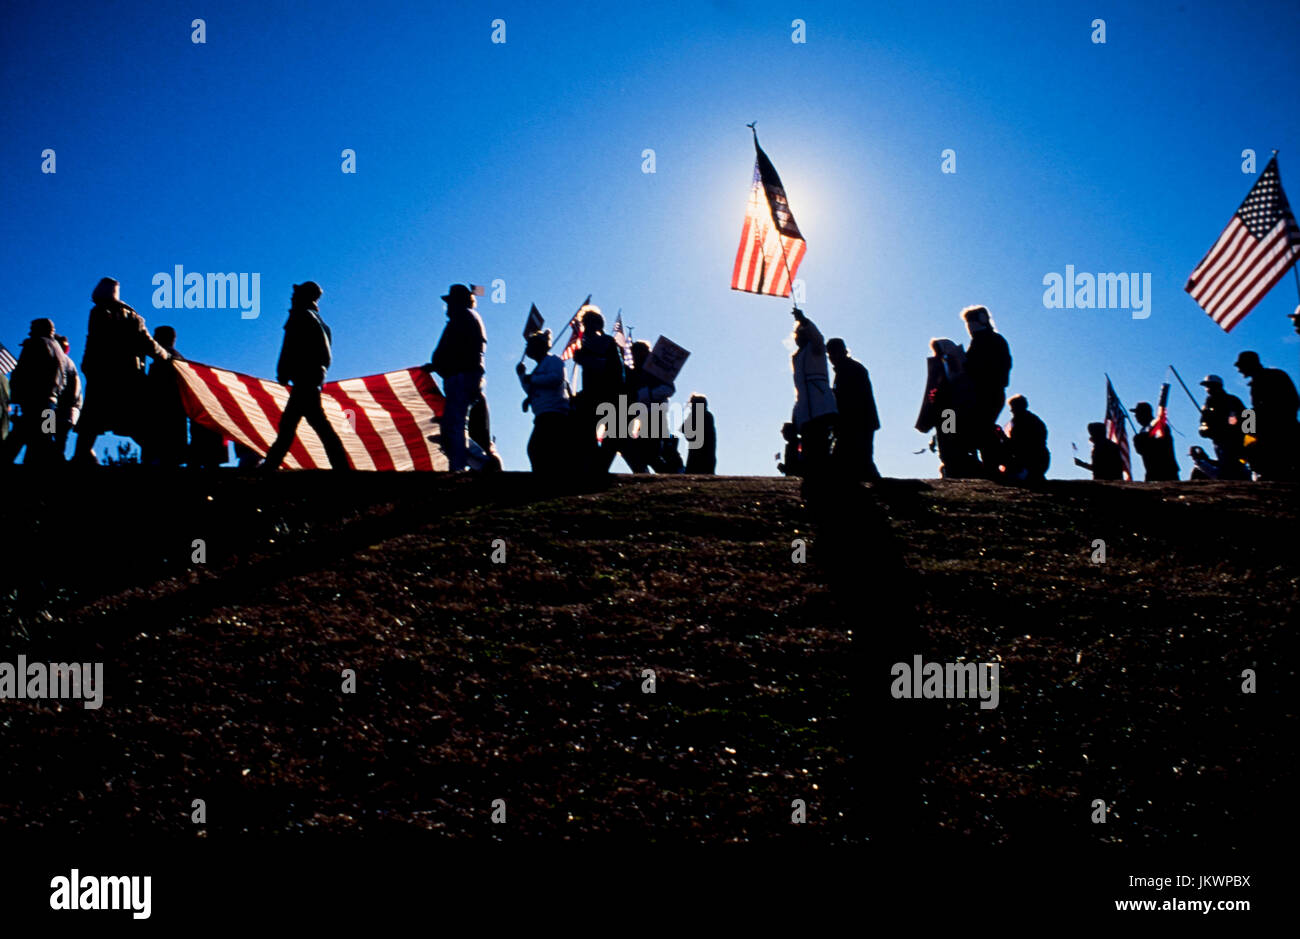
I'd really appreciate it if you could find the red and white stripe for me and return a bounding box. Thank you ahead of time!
[173,360,448,470]
[731,175,806,298]
[1186,216,1300,332]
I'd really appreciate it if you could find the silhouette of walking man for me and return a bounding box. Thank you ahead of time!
[262,282,350,471]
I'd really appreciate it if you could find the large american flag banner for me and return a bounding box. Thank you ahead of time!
[1105,378,1132,481]
[731,131,806,298]
[173,360,448,470]
[1185,156,1300,332]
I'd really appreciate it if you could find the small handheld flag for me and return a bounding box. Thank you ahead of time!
[470,284,487,298]
[612,312,634,367]
[1185,155,1300,331]
[523,304,544,339]
[1105,378,1132,481]
[731,126,806,299]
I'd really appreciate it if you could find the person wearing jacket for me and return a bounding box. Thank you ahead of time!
[1,318,68,466]
[622,340,683,474]
[516,329,570,475]
[1130,401,1179,481]
[1002,394,1050,481]
[826,337,880,481]
[917,337,978,478]
[1074,422,1124,480]
[1234,350,1299,480]
[53,334,82,459]
[962,305,1013,476]
[1196,375,1249,480]
[431,284,487,472]
[72,277,171,463]
[262,282,350,470]
[790,308,837,477]
[572,308,624,473]
[682,393,717,475]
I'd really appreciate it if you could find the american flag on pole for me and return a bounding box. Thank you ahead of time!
[1105,378,1132,481]
[0,342,16,375]
[1185,155,1300,332]
[612,312,634,367]
[561,299,597,361]
[731,129,806,298]
[173,360,448,470]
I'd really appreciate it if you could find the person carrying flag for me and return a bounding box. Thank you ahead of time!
[790,308,837,477]
[516,329,570,475]
[262,281,351,471]
[72,277,171,464]
[1131,400,1179,481]
[1074,422,1125,480]
[0,318,68,466]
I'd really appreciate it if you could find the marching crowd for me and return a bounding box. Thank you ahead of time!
[777,304,1300,483]
[3,280,1298,483]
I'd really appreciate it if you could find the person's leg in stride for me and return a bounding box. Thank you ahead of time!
[263,387,308,469]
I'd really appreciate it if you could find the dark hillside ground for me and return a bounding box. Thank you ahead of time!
[0,470,1293,846]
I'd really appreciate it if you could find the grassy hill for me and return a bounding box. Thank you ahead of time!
[0,470,1293,845]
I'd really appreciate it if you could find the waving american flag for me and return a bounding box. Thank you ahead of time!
[731,129,806,298]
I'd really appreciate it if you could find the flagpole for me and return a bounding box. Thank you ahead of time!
[549,294,592,355]
[1168,365,1202,410]
[749,122,800,311]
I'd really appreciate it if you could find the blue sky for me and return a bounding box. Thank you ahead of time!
[3,0,1298,475]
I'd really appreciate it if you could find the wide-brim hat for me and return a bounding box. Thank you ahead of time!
[1199,374,1224,387]
[442,284,474,305]
[293,281,323,301]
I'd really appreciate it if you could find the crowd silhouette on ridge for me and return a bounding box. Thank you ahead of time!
[3,278,1298,483]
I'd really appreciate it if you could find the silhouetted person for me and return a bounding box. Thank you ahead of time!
[144,326,187,466]
[1074,422,1124,480]
[917,338,977,478]
[1002,394,1049,481]
[73,277,171,464]
[1197,374,1249,480]
[431,284,487,472]
[682,393,716,475]
[1130,401,1179,481]
[53,334,82,459]
[962,305,1012,475]
[791,308,837,477]
[776,421,802,476]
[1,318,67,466]
[1188,445,1220,480]
[262,282,351,471]
[623,339,682,474]
[467,393,503,471]
[572,308,624,473]
[1234,350,1299,480]
[516,329,570,475]
[826,337,880,481]
[0,371,8,443]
